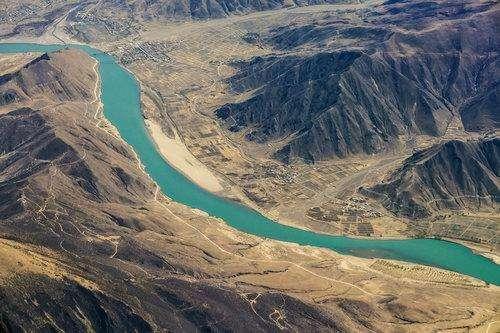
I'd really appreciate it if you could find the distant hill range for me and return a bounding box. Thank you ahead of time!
[99,0,353,20]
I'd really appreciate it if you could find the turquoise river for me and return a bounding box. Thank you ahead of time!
[1,43,498,285]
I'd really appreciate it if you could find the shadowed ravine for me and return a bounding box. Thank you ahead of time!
[1,42,498,285]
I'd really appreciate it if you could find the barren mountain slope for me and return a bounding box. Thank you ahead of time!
[363,138,499,218]
[216,0,498,162]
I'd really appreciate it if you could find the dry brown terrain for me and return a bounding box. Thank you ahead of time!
[0,47,498,332]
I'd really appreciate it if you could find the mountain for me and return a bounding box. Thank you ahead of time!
[362,138,499,218]
[215,0,498,163]
[90,0,352,20]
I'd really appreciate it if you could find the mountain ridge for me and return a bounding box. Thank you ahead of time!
[215,0,498,162]
[362,138,499,219]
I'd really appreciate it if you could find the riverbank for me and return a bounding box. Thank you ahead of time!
[447,238,500,265]
[145,119,224,193]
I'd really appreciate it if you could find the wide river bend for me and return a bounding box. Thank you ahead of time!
[1,43,498,285]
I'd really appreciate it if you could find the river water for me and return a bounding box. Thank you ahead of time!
[1,43,498,285]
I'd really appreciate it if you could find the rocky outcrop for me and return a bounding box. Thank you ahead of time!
[217,50,455,162]
[362,139,499,218]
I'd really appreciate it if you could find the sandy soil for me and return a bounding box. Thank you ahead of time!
[146,119,224,193]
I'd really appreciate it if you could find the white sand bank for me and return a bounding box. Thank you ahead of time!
[146,120,224,193]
